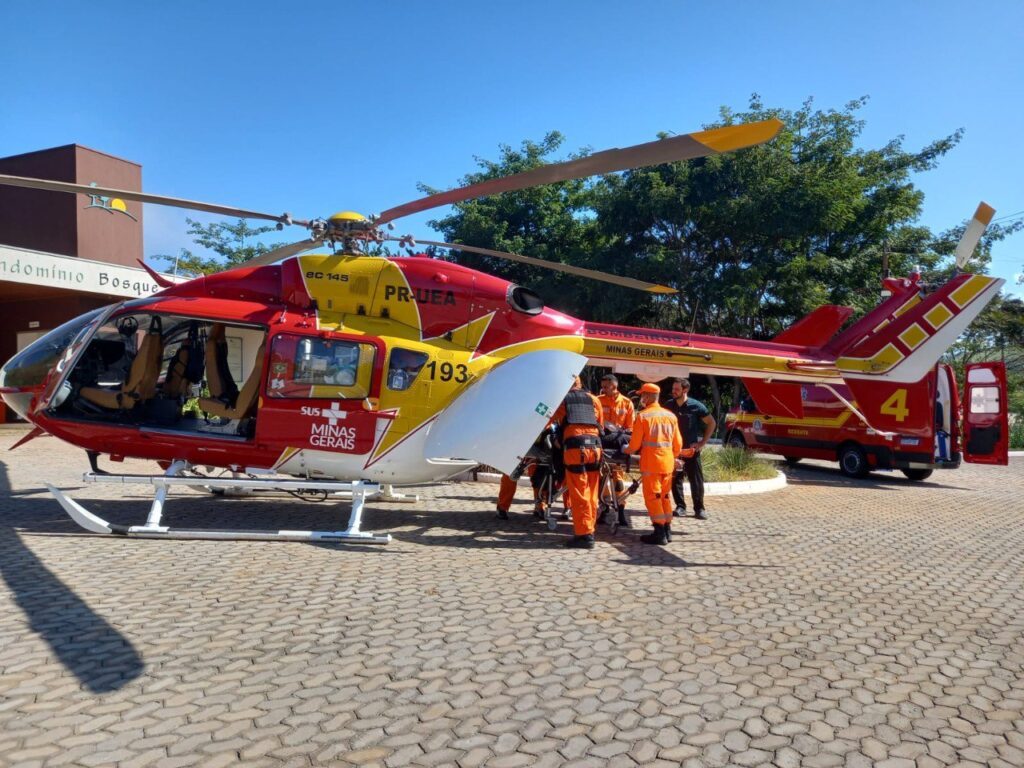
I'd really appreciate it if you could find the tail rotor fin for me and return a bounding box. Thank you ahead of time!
[834,273,1003,434]
[773,305,853,348]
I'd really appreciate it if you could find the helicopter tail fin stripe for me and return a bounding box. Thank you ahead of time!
[834,274,1002,384]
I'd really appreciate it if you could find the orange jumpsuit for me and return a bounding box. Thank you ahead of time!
[497,474,517,512]
[598,392,635,431]
[626,403,682,526]
[598,391,635,507]
[553,391,604,536]
[497,466,539,514]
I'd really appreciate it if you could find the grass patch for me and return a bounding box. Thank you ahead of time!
[702,445,778,482]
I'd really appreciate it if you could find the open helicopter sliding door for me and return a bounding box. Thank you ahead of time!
[425,349,588,475]
[962,362,1009,465]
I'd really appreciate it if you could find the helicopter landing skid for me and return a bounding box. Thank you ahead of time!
[45,462,391,543]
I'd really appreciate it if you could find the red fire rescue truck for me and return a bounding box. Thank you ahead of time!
[724,362,1009,480]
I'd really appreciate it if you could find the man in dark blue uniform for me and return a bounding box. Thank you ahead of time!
[663,378,716,520]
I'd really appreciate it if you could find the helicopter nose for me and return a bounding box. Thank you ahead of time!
[0,306,110,420]
[0,351,42,420]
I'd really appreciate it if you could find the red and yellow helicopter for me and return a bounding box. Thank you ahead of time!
[0,119,1005,542]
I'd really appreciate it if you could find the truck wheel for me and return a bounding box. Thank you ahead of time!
[838,444,869,478]
[783,456,802,466]
[901,468,933,482]
[727,432,746,449]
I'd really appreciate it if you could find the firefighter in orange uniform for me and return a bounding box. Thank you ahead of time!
[552,377,604,549]
[597,373,635,528]
[496,474,517,520]
[625,382,682,545]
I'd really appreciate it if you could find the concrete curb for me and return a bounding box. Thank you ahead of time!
[472,470,788,496]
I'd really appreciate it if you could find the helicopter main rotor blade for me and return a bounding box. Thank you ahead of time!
[224,238,327,271]
[376,118,783,225]
[954,202,996,270]
[406,238,677,294]
[0,174,307,227]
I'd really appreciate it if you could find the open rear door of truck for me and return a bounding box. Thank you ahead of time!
[962,362,1008,465]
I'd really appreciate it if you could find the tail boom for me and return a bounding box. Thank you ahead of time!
[581,323,839,384]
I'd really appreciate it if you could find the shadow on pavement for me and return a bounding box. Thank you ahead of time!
[0,460,144,693]
[784,464,972,491]
[607,539,782,570]
[5,473,766,571]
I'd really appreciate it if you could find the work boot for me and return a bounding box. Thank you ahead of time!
[496,507,509,520]
[664,522,672,542]
[562,533,595,549]
[640,524,667,545]
[617,506,630,528]
[673,506,686,518]
[694,509,708,521]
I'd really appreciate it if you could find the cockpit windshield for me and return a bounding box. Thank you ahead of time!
[0,307,110,389]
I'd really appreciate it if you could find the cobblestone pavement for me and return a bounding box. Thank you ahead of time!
[0,427,1022,768]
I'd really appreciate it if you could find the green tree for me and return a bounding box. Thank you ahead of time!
[943,295,1024,379]
[424,132,603,316]
[152,218,284,276]
[590,95,962,339]
[427,95,968,419]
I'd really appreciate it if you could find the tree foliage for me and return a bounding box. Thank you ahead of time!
[427,96,973,342]
[423,132,598,316]
[152,218,283,276]
[425,95,1024,421]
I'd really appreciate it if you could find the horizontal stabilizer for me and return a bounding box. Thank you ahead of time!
[773,306,853,348]
[741,379,804,419]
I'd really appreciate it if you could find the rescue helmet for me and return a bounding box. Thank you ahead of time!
[638,383,661,395]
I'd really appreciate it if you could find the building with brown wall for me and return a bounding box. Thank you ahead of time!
[0,145,176,422]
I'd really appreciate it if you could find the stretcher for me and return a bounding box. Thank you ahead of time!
[597,450,642,534]
[511,441,566,531]
[511,430,664,533]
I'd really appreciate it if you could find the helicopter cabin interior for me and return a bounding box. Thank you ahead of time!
[50,311,400,440]
[54,313,269,439]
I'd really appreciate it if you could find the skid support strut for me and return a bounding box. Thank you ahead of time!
[45,463,391,543]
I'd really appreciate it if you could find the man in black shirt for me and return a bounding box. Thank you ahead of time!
[663,378,716,520]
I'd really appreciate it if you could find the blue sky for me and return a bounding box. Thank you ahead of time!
[2,1,1022,296]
